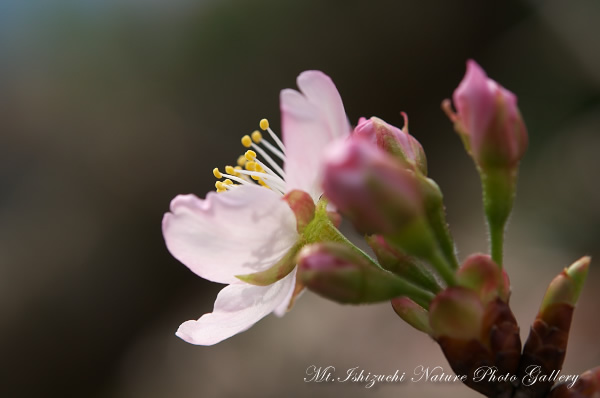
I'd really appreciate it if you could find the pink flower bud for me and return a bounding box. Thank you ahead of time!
[353,116,427,174]
[298,243,433,306]
[322,138,423,235]
[445,60,528,170]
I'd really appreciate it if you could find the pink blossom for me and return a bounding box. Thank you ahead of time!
[448,60,528,169]
[163,71,350,345]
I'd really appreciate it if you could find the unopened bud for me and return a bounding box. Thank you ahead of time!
[322,138,424,235]
[430,287,521,397]
[354,116,427,174]
[298,242,433,307]
[444,59,528,170]
[391,297,432,335]
[444,60,529,268]
[456,254,509,303]
[429,287,483,340]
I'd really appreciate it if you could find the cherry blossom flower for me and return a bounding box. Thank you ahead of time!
[162,71,350,345]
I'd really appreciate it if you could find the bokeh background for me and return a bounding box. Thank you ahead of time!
[1,0,599,397]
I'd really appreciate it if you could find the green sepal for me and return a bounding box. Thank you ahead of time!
[237,197,379,286]
[236,241,303,286]
[366,234,441,293]
[385,217,456,286]
[418,176,459,270]
[540,256,590,315]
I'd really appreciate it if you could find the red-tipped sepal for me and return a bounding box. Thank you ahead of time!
[515,257,591,398]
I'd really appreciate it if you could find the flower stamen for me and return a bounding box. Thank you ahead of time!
[251,129,286,161]
[242,136,286,178]
[213,118,288,194]
[260,118,286,155]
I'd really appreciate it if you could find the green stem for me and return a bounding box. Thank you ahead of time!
[480,167,517,270]
[420,176,460,270]
[386,217,457,288]
[394,279,435,309]
[311,209,381,269]
[489,219,505,268]
[427,250,457,287]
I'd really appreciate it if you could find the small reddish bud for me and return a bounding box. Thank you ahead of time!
[456,254,510,304]
[430,287,521,397]
[353,116,427,174]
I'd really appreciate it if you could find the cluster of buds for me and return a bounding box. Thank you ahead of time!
[296,61,595,397]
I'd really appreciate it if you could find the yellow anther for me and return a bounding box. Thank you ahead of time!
[225,165,235,175]
[258,179,270,189]
[224,179,233,185]
[251,130,262,143]
[233,166,242,177]
[259,118,269,130]
[245,150,257,161]
[237,155,247,167]
[213,168,222,179]
[241,135,252,148]
[215,181,225,190]
[245,161,256,171]
[251,174,259,181]
[255,163,264,173]
[216,188,227,193]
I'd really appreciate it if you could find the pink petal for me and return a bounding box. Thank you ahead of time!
[281,71,350,200]
[162,185,298,285]
[453,60,496,145]
[296,71,349,142]
[176,269,297,345]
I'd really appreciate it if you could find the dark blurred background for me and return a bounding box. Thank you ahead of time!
[1,0,599,397]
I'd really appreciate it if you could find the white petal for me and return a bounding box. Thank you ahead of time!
[281,71,351,200]
[272,268,298,317]
[176,270,297,345]
[297,71,349,141]
[162,185,298,285]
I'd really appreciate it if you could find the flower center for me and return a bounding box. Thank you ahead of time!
[213,119,288,194]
